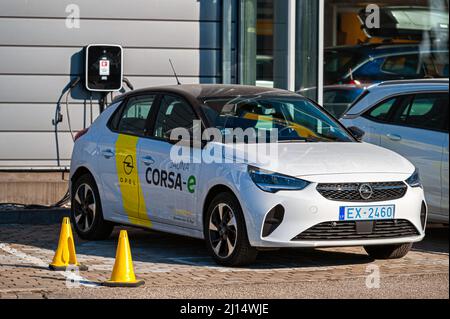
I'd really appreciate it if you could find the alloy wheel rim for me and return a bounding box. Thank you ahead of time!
[208,203,238,259]
[73,183,96,232]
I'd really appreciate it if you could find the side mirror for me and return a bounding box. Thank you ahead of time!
[347,126,365,141]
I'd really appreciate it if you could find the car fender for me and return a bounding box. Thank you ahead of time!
[197,164,263,244]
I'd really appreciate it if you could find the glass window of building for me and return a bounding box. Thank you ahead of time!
[321,0,449,114]
[239,0,291,89]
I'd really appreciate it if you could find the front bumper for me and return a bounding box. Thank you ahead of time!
[239,181,426,248]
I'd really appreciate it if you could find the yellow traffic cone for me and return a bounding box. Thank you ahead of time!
[49,217,88,271]
[103,230,144,287]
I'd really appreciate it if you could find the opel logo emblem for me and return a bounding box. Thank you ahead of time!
[123,155,134,175]
[359,184,373,200]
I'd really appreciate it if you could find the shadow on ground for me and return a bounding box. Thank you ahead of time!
[412,225,449,254]
[0,223,447,270]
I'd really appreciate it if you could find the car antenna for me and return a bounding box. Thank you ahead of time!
[169,59,181,85]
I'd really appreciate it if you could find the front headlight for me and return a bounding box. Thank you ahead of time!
[405,168,422,188]
[248,165,311,193]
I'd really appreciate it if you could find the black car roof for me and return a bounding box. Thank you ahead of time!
[113,84,294,104]
[325,43,449,56]
[325,43,419,51]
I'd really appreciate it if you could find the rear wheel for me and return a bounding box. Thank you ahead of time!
[204,192,258,266]
[71,174,114,240]
[364,243,413,259]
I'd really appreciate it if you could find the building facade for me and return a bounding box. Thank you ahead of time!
[0,0,447,204]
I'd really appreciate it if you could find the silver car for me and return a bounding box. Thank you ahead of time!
[341,79,449,223]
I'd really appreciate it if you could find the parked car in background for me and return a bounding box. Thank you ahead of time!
[299,85,366,118]
[341,79,449,223]
[325,44,449,85]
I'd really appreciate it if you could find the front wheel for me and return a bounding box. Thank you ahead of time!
[364,243,413,259]
[204,192,258,266]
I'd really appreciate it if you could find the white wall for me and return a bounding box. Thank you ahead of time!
[0,0,223,168]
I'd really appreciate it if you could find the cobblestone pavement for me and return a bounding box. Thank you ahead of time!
[0,224,448,299]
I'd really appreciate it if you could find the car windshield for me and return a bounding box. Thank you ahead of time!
[201,95,354,143]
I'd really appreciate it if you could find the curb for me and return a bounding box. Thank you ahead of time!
[0,208,70,225]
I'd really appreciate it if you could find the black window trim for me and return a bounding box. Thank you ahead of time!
[362,95,398,124]
[199,93,358,143]
[147,92,203,144]
[106,100,125,132]
[387,94,415,126]
[108,90,208,145]
[399,93,449,133]
[106,93,161,138]
[362,91,449,133]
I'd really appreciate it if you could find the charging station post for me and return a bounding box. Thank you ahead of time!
[85,44,124,92]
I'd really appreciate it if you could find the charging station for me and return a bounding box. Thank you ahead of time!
[85,44,123,92]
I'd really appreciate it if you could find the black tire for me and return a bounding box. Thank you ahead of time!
[204,192,258,266]
[71,173,114,240]
[364,243,413,260]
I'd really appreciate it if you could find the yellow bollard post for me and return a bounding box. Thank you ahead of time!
[49,217,88,271]
[103,230,144,287]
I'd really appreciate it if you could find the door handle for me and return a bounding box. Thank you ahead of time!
[141,156,155,166]
[386,133,402,141]
[101,149,115,159]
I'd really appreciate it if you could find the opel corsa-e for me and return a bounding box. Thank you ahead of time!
[70,85,426,266]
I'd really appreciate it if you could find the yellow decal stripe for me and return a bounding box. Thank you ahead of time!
[115,134,152,227]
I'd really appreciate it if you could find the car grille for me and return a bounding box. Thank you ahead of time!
[316,182,407,202]
[292,219,420,241]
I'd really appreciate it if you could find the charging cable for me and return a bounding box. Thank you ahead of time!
[123,77,134,91]
[65,77,81,141]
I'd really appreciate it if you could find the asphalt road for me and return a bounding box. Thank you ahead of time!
[0,223,448,299]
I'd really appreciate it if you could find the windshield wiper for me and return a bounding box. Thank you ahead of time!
[278,139,306,143]
[277,137,321,143]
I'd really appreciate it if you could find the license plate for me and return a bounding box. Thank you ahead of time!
[339,205,395,221]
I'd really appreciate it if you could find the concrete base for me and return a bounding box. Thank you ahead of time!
[0,172,69,206]
[49,263,89,271]
[103,280,145,288]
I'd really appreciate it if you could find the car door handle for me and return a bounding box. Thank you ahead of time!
[141,156,155,166]
[101,149,115,159]
[386,133,402,141]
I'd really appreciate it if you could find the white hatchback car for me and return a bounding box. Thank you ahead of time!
[70,85,426,266]
[341,79,449,223]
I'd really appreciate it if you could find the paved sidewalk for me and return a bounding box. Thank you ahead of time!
[0,224,448,299]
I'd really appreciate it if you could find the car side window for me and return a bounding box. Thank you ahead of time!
[116,95,156,136]
[381,54,423,77]
[108,101,126,130]
[153,95,198,140]
[393,93,448,131]
[364,97,398,122]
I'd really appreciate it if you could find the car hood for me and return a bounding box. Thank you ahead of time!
[227,142,415,179]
